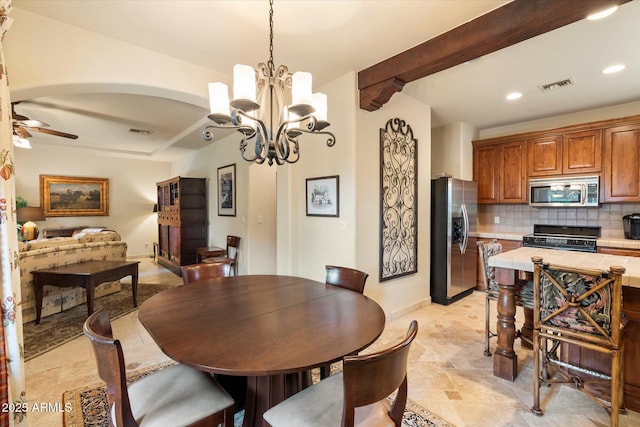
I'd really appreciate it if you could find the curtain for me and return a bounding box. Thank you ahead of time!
[0,1,27,426]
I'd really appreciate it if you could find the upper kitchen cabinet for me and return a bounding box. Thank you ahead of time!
[603,123,640,202]
[528,135,562,176]
[528,130,602,177]
[562,130,602,174]
[474,114,640,205]
[473,144,500,203]
[473,139,527,204]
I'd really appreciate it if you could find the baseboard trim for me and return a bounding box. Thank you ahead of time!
[386,298,430,322]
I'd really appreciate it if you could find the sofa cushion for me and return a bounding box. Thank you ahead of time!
[74,229,121,243]
[19,238,78,252]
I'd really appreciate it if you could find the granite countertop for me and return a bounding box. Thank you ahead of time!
[488,246,640,288]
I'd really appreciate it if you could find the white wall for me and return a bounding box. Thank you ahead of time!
[432,122,477,180]
[479,100,640,139]
[356,92,432,317]
[14,145,169,257]
[277,72,357,282]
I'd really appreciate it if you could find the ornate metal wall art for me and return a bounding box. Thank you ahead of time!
[379,118,418,281]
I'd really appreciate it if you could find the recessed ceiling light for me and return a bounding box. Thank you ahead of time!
[587,6,618,21]
[506,92,522,101]
[602,64,626,74]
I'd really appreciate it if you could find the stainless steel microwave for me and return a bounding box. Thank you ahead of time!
[528,176,599,207]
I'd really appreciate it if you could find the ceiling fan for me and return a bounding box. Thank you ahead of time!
[12,102,78,147]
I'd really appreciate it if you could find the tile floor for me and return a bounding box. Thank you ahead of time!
[25,260,640,426]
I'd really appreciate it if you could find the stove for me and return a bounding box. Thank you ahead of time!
[522,224,600,253]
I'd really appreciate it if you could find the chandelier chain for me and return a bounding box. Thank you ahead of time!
[268,0,275,75]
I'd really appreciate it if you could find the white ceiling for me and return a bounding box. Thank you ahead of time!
[8,0,640,161]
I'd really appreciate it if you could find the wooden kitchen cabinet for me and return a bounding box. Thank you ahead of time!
[527,130,601,177]
[500,141,527,203]
[528,135,562,176]
[603,123,640,202]
[473,144,500,203]
[562,129,602,174]
[156,176,207,275]
[475,115,640,205]
[473,140,527,204]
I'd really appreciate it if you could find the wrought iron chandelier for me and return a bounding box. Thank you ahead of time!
[201,0,335,166]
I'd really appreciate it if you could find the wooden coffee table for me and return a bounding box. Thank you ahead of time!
[31,260,139,324]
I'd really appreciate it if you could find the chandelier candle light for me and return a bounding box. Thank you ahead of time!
[202,0,335,166]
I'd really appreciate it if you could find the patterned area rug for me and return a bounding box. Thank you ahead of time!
[23,281,176,361]
[62,363,455,427]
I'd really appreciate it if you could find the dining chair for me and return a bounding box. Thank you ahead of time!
[83,310,235,427]
[530,256,626,427]
[320,265,370,379]
[204,235,241,276]
[180,261,231,284]
[477,240,534,356]
[263,320,418,427]
[325,264,370,294]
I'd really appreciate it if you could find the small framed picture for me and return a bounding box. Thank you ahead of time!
[217,163,236,216]
[306,175,339,217]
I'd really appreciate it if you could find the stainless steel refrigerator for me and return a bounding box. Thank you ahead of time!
[430,176,478,305]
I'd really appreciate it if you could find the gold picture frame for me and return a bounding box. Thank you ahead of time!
[40,175,109,217]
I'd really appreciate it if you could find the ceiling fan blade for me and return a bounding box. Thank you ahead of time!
[14,127,32,138]
[21,119,49,128]
[30,127,78,139]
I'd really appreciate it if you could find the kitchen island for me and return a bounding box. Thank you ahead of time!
[488,246,640,411]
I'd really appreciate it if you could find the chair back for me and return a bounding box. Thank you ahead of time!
[477,240,502,295]
[180,261,231,284]
[325,265,369,294]
[225,235,241,262]
[342,320,418,427]
[83,310,136,427]
[531,256,625,348]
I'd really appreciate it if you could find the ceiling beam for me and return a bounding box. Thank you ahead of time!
[358,0,630,111]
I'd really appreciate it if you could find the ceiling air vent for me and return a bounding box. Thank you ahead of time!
[538,78,575,93]
[129,128,153,135]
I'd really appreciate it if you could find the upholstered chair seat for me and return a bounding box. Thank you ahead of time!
[263,373,395,427]
[264,321,418,427]
[84,310,235,427]
[125,363,235,427]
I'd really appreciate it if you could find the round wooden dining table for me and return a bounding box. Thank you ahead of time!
[138,274,386,427]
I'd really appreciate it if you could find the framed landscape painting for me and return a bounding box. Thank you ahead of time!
[306,175,339,217]
[217,163,236,216]
[40,175,109,217]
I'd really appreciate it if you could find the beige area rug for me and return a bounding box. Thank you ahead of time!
[23,262,182,361]
[62,362,455,427]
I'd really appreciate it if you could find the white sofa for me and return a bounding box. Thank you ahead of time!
[18,230,127,323]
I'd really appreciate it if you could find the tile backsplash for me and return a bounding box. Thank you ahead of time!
[478,203,640,238]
